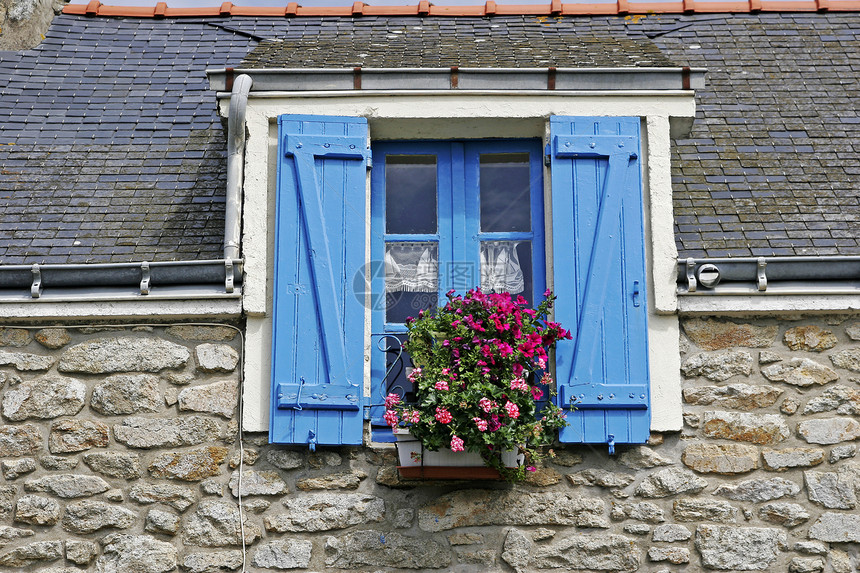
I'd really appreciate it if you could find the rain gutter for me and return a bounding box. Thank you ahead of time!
[678,256,860,295]
[0,259,242,302]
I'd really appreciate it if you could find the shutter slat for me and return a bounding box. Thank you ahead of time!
[550,116,650,448]
[270,115,369,447]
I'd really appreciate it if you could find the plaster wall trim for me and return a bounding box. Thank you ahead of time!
[227,90,693,433]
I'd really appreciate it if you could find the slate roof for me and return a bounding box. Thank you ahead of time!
[1,13,859,264]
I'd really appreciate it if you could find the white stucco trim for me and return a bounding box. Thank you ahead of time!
[229,90,694,433]
[0,298,242,321]
[679,294,860,315]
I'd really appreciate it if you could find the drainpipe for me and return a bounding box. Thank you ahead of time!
[224,74,253,261]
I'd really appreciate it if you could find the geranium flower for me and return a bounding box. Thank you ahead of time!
[383,409,399,427]
[479,397,494,413]
[510,377,528,392]
[435,407,453,424]
[450,435,465,452]
[530,386,544,400]
[384,393,400,408]
[504,401,520,419]
[435,381,449,391]
[473,417,488,432]
[407,367,422,383]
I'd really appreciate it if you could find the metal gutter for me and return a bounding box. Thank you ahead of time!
[225,73,253,261]
[678,256,860,295]
[207,67,707,93]
[0,259,242,301]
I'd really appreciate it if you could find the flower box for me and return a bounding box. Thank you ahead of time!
[394,429,523,480]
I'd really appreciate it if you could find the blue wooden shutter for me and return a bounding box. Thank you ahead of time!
[550,116,650,450]
[270,115,369,447]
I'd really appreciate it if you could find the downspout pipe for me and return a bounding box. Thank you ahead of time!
[224,73,253,261]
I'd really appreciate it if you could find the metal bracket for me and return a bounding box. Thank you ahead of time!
[757,257,768,291]
[307,430,317,452]
[685,258,697,292]
[632,280,640,307]
[225,259,234,294]
[139,261,150,295]
[30,264,41,299]
[607,434,616,455]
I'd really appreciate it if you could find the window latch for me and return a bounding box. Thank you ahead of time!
[632,280,640,307]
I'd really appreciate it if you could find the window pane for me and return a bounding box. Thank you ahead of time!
[481,240,533,304]
[385,155,437,234]
[479,153,531,233]
[385,242,438,324]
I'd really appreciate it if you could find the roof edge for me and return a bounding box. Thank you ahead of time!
[207,67,707,92]
[64,0,860,18]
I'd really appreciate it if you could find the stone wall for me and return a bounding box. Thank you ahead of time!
[0,0,67,50]
[0,318,857,572]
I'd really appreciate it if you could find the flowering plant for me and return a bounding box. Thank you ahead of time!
[384,288,571,481]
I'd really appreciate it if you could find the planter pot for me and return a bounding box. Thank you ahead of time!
[394,428,523,480]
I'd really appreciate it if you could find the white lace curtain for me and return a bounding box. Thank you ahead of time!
[481,241,524,294]
[385,243,438,293]
[384,241,524,294]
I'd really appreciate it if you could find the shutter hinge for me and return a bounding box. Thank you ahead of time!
[607,434,616,455]
[544,143,551,166]
[362,396,372,420]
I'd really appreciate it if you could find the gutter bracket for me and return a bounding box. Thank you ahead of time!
[30,264,42,299]
[140,261,151,295]
[225,259,235,294]
[685,258,697,292]
[757,257,767,291]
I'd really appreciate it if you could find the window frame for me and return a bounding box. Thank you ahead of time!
[369,138,547,438]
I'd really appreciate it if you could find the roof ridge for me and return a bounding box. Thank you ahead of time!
[64,0,859,18]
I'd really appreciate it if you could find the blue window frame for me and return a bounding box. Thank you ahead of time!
[369,140,546,439]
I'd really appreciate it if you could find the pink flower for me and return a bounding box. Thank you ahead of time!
[497,342,514,357]
[450,435,465,452]
[384,393,400,408]
[403,409,421,424]
[536,357,547,370]
[530,386,544,400]
[435,381,449,391]
[435,407,453,424]
[504,401,520,419]
[383,409,399,427]
[407,367,422,383]
[527,465,537,472]
[479,397,494,413]
[510,377,528,392]
[473,417,488,432]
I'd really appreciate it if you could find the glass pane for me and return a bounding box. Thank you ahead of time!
[480,240,533,304]
[385,242,438,324]
[385,155,437,234]
[479,153,531,233]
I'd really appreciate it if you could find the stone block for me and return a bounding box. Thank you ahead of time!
[648,546,690,564]
[798,418,860,445]
[783,326,837,352]
[682,383,782,410]
[758,502,810,527]
[803,470,856,509]
[61,501,136,534]
[419,490,608,532]
[713,477,801,502]
[652,524,692,542]
[0,540,63,567]
[265,493,384,532]
[634,467,708,498]
[25,474,110,498]
[58,337,190,373]
[808,512,860,542]
[2,376,85,421]
[695,525,785,570]
[49,419,109,453]
[97,534,178,573]
[681,319,777,350]
[1,457,35,480]
[0,351,55,371]
[830,348,860,372]
[14,495,60,526]
[148,446,228,481]
[114,415,223,448]
[762,358,838,387]
[182,551,244,573]
[681,351,753,381]
[252,540,312,569]
[83,451,141,479]
[182,500,261,547]
[128,483,196,512]
[195,343,239,372]
[762,448,824,471]
[531,534,640,571]
[34,328,70,349]
[295,470,366,491]
[325,530,450,569]
[673,498,738,523]
[229,469,287,497]
[682,442,759,474]
[701,411,790,444]
[90,374,162,415]
[178,379,238,418]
